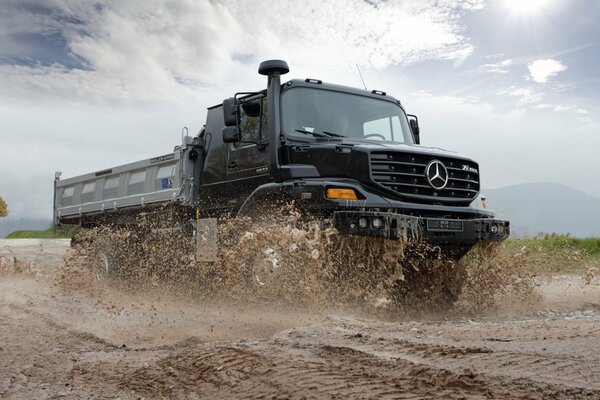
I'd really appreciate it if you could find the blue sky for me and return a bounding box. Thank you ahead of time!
[0,0,599,218]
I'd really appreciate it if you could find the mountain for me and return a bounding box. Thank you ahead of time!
[0,218,52,239]
[485,182,600,238]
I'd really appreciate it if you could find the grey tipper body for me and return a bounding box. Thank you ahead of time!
[54,138,199,222]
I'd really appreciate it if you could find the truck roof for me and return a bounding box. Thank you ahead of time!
[282,79,402,106]
[207,78,403,110]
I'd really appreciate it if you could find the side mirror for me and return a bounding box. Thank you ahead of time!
[222,126,240,143]
[223,97,239,127]
[408,115,420,145]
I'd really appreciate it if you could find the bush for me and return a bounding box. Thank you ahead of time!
[5,225,78,239]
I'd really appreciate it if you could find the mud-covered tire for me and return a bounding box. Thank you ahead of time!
[85,229,143,280]
[88,236,119,279]
[251,259,275,287]
[90,247,114,277]
[236,206,311,289]
[248,248,286,287]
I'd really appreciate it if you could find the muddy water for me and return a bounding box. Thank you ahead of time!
[58,213,538,317]
[1,236,600,399]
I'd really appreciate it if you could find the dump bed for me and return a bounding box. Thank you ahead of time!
[54,148,192,224]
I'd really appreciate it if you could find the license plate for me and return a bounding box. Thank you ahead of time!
[426,219,463,232]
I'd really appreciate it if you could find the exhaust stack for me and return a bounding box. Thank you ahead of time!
[259,59,289,182]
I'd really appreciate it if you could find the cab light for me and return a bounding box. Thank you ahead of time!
[326,188,358,200]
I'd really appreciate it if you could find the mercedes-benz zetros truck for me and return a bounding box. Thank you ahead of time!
[54,59,509,269]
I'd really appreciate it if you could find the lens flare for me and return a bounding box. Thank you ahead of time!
[502,0,552,17]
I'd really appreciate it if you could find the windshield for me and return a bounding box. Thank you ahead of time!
[281,87,414,143]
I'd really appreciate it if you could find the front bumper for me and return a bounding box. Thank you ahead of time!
[333,211,509,244]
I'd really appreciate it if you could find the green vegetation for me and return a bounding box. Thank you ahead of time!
[6,225,78,239]
[497,235,600,274]
[536,235,600,257]
[0,196,7,217]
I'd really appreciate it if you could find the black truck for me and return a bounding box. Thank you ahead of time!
[54,59,509,268]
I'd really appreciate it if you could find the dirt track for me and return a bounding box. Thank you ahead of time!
[1,239,600,399]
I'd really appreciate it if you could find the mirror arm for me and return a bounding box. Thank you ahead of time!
[407,113,420,144]
[256,140,268,151]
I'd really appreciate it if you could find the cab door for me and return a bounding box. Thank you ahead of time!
[225,96,270,208]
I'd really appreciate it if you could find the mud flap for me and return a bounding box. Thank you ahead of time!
[196,218,218,262]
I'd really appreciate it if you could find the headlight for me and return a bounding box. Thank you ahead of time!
[359,217,369,229]
[372,217,383,229]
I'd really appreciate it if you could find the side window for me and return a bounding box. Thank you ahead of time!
[363,117,393,141]
[238,97,268,145]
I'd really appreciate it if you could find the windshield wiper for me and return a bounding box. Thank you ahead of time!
[294,129,343,138]
[322,131,344,137]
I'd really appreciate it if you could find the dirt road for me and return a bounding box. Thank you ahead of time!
[1,239,600,399]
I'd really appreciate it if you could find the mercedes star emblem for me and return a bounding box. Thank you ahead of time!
[425,160,449,190]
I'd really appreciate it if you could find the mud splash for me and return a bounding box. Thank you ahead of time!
[56,207,540,317]
[454,243,540,315]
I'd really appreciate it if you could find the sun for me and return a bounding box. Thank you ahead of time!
[502,0,552,17]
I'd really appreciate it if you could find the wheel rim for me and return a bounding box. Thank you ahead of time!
[252,257,279,286]
[253,262,270,286]
[93,252,110,277]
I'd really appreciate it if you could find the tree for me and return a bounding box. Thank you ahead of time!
[0,196,7,218]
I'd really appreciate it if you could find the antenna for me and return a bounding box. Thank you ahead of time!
[356,64,367,90]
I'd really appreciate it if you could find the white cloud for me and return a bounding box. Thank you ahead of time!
[534,103,589,114]
[482,59,513,73]
[527,58,567,83]
[498,85,543,105]
[553,105,571,112]
[0,0,484,106]
[484,53,506,59]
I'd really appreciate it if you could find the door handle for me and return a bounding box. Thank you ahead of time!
[228,161,238,169]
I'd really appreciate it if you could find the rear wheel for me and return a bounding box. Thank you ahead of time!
[85,228,143,280]
[88,236,118,279]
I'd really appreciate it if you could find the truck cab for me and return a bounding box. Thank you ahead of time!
[198,60,508,252]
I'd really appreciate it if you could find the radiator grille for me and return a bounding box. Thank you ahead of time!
[370,151,480,205]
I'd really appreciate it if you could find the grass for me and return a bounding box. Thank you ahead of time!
[497,235,600,274]
[536,235,600,256]
[5,225,78,239]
